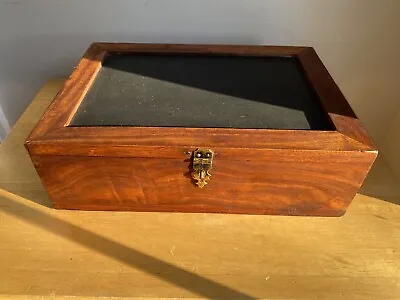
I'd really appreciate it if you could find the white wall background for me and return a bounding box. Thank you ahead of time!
[0,0,399,151]
[382,111,400,177]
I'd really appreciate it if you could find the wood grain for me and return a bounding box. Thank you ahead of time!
[1,79,399,299]
[30,150,376,216]
[25,131,373,158]
[26,43,106,141]
[26,43,375,153]
[24,44,378,215]
[298,48,377,149]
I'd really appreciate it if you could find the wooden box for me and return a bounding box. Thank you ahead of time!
[25,43,377,216]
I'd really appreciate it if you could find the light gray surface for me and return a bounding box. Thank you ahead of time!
[0,1,399,142]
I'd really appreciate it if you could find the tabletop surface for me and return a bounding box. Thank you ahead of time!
[0,79,399,300]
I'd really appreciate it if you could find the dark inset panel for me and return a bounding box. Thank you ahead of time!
[69,53,332,130]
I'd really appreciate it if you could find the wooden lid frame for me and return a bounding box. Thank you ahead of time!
[25,43,377,159]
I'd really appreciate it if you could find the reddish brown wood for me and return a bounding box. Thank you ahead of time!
[25,43,378,216]
[27,43,106,141]
[26,43,374,154]
[30,150,376,216]
[25,130,371,158]
[96,43,309,56]
[298,48,376,150]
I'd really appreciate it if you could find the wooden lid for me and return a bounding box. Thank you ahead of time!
[25,43,377,160]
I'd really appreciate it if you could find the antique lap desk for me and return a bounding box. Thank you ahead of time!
[25,43,377,216]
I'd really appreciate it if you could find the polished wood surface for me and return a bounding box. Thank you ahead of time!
[297,48,376,149]
[24,44,377,215]
[26,44,375,153]
[1,80,399,299]
[31,151,374,216]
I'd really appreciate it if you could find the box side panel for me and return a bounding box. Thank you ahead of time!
[30,150,376,216]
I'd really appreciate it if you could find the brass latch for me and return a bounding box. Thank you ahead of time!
[191,149,214,188]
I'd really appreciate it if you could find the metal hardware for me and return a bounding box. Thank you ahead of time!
[191,149,214,188]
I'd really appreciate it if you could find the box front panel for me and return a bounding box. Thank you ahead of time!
[31,150,375,216]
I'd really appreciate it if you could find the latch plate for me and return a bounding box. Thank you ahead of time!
[191,149,214,188]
